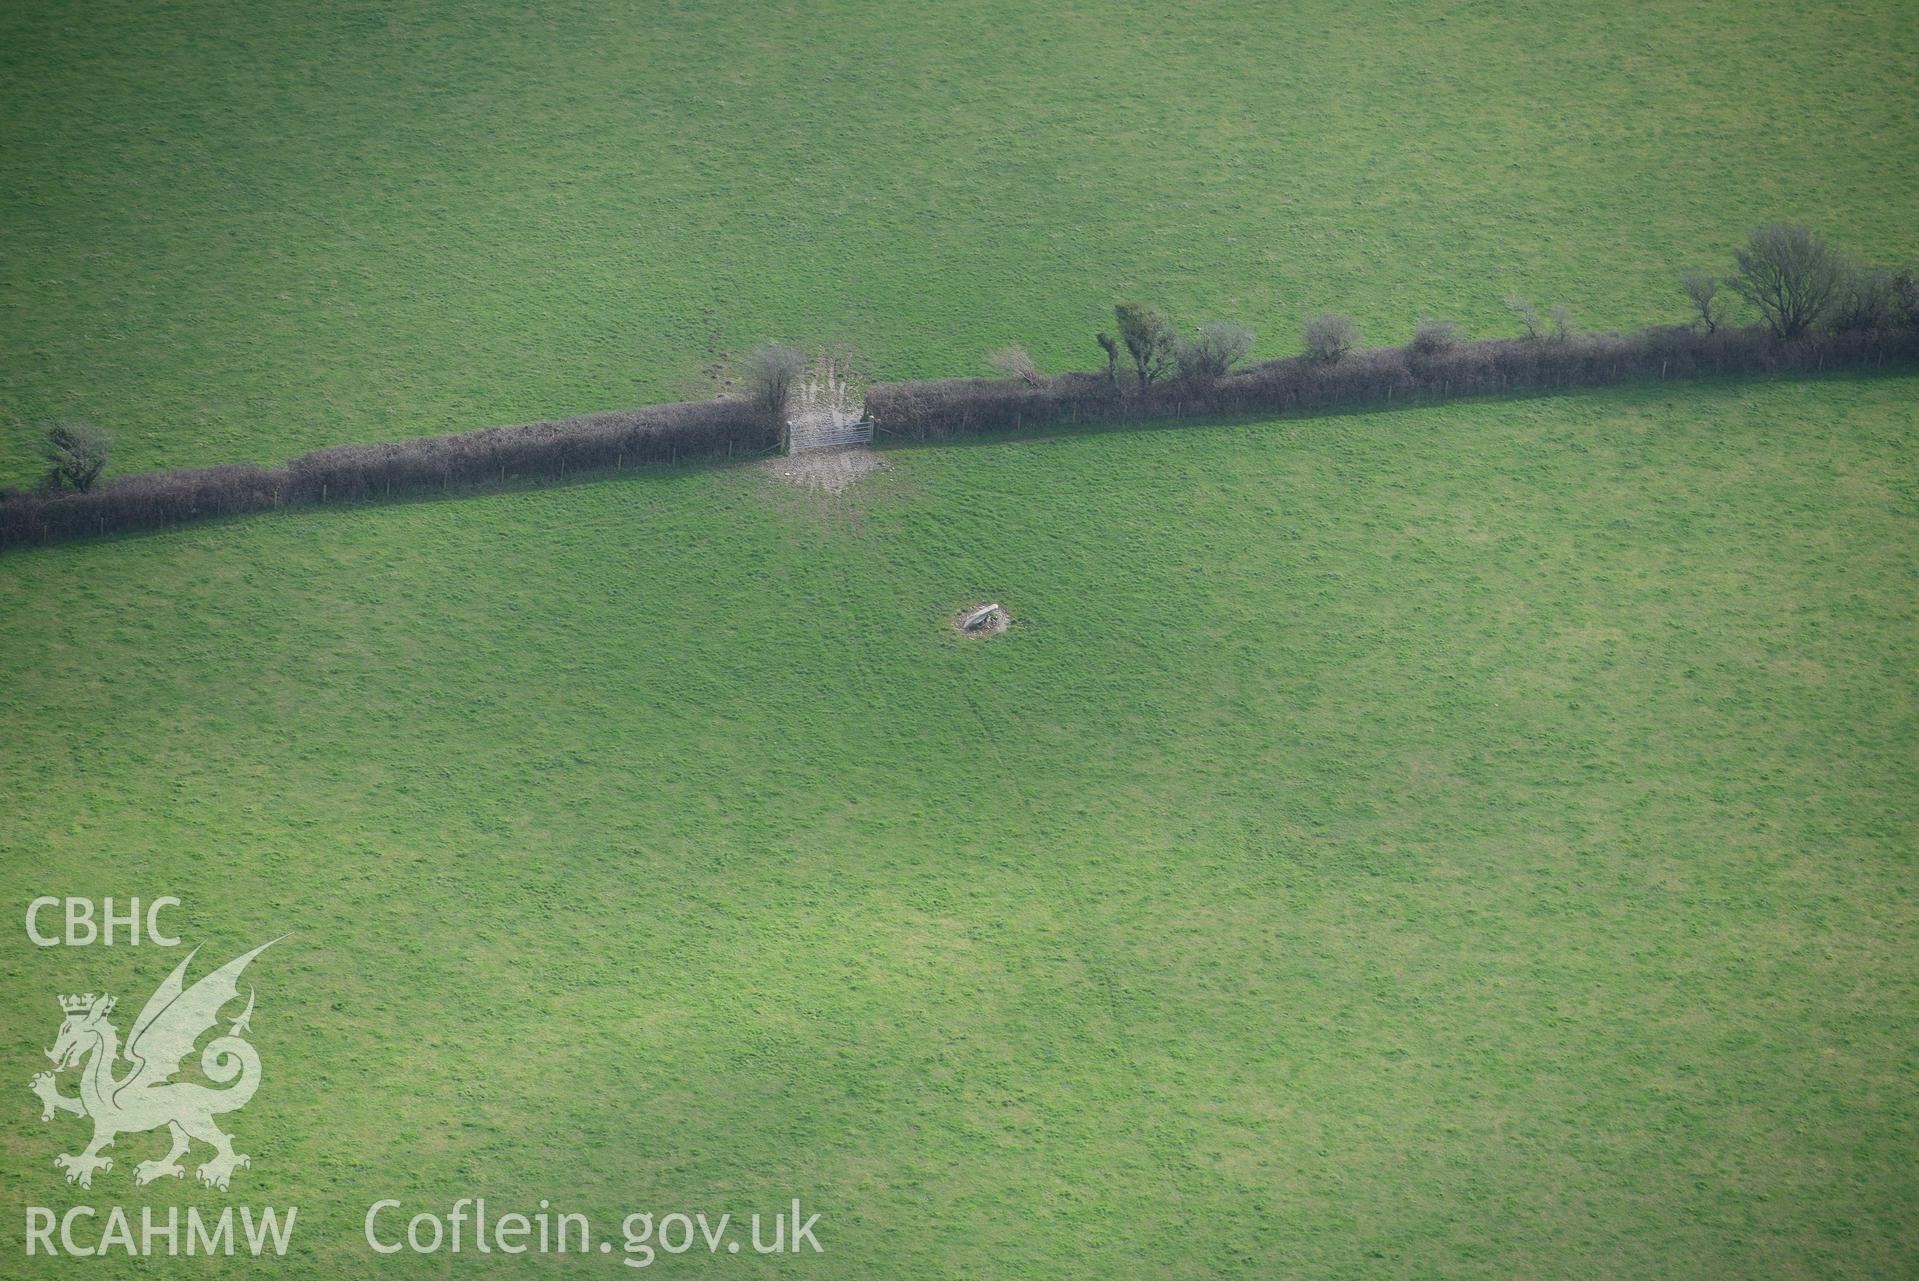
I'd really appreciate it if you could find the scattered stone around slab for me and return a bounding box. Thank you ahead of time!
[955,602,1009,635]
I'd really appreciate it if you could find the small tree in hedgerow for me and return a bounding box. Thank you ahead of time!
[1409,317,1460,356]
[986,345,1044,388]
[1729,223,1844,339]
[40,422,112,493]
[1113,301,1177,386]
[1174,322,1255,382]
[744,344,808,421]
[1301,312,1359,365]
[1503,295,1546,341]
[1681,271,1730,333]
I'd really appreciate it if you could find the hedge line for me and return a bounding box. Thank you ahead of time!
[1,399,775,550]
[867,325,1919,439]
[5,324,1916,551]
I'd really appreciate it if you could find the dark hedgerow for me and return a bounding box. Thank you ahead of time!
[5,325,1917,552]
[869,324,1918,442]
[2,399,775,550]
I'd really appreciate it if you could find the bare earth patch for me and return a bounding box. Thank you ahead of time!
[758,447,887,494]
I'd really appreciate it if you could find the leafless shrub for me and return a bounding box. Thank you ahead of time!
[1682,271,1729,333]
[1409,318,1459,356]
[39,422,112,493]
[1548,303,1576,342]
[1301,312,1359,365]
[1504,295,1546,341]
[1175,322,1255,381]
[1731,223,1844,339]
[743,344,808,419]
[986,345,1044,388]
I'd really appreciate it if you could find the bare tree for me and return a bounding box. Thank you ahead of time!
[1730,223,1843,339]
[40,422,111,493]
[1175,322,1255,381]
[1681,271,1729,333]
[986,345,1044,388]
[1548,303,1576,342]
[744,345,807,419]
[1301,312,1359,365]
[1503,295,1546,341]
[1113,301,1177,385]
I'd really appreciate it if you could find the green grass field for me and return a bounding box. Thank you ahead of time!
[3,0,1917,481]
[3,377,1916,1277]
[4,1,1917,1276]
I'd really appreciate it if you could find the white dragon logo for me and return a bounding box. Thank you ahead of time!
[28,940,279,1190]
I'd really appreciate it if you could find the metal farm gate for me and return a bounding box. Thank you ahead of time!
[787,412,874,452]
[786,361,873,452]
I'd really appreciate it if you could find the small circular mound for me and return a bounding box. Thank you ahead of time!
[954,602,1010,635]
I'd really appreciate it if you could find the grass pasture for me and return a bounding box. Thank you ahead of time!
[3,376,1916,1277]
[3,0,1917,1276]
